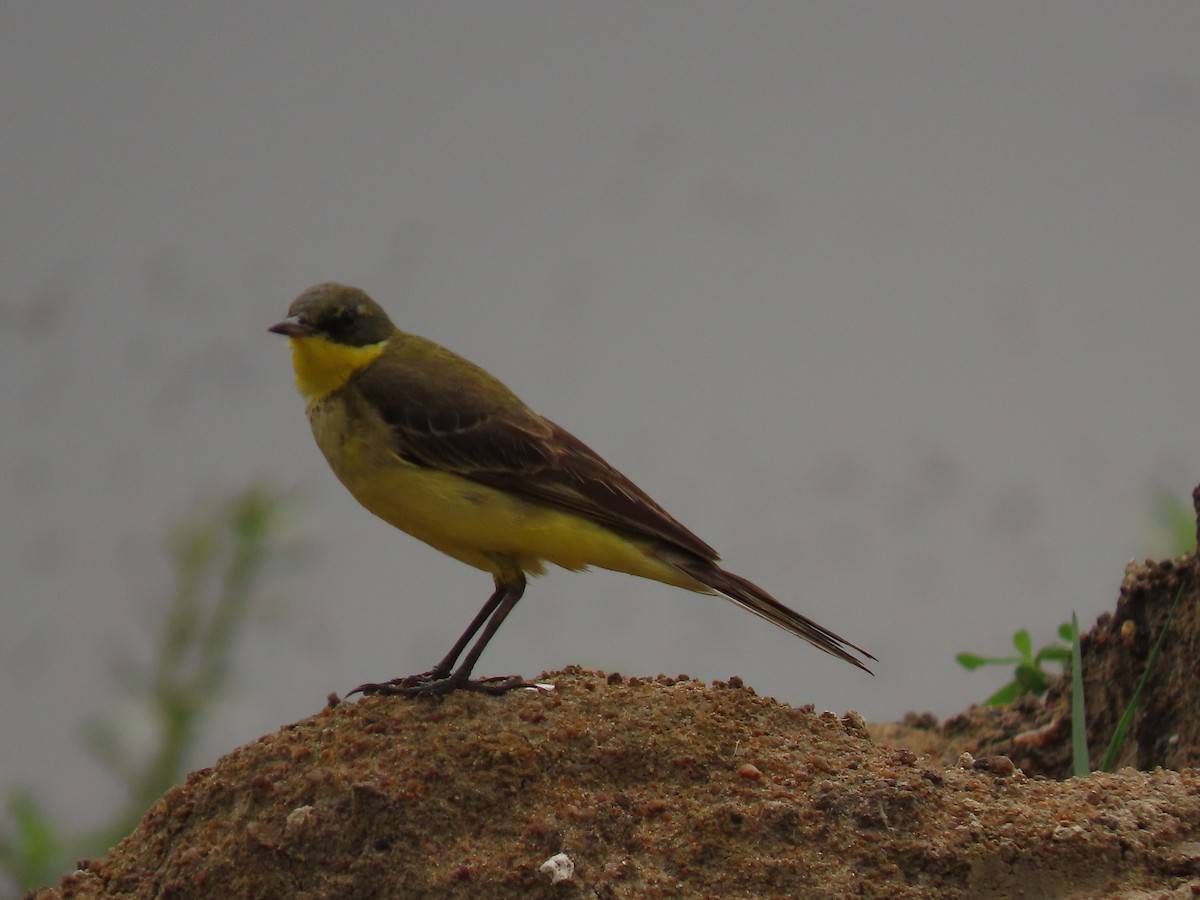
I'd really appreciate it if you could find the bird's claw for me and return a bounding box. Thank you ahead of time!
[347,672,536,698]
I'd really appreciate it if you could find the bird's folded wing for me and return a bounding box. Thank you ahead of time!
[354,353,719,560]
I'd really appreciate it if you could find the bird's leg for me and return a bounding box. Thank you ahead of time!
[436,574,529,693]
[349,573,534,697]
[418,581,512,681]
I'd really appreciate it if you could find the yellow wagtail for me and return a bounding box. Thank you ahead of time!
[270,283,874,695]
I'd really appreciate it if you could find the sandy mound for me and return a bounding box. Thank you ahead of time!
[33,510,1200,898]
[35,672,1200,898]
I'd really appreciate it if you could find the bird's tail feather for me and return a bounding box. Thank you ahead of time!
[670,557,875,674]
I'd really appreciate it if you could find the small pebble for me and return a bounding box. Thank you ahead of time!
[973,755,1016,776]
[539,852,574,884]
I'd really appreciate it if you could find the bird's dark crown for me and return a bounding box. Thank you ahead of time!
[286,283,394,347]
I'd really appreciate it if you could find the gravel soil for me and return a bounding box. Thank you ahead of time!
[32,542,1200,898]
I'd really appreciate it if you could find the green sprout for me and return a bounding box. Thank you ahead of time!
[956,624,1074,706]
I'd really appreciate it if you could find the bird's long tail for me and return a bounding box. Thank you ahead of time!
[670,556,876,673]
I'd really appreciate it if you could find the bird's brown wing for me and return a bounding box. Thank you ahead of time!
[353,346,719,560]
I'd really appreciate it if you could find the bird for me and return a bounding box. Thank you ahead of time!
[270,282,874,696]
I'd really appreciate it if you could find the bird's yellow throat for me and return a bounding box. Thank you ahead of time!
[287,334,388,403]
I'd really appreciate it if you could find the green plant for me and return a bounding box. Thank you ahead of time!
[956,624,1074,706]
[0,485,293,894]
[0,791,64,894]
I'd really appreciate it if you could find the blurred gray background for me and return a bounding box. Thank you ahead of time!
[3,3,1198,833]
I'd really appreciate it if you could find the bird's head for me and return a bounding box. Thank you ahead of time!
[270,283,396,402]
[269,283,394,347]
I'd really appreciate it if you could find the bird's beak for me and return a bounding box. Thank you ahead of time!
[268,316,315,338]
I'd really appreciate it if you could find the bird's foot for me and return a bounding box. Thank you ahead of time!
[348,671,535,698]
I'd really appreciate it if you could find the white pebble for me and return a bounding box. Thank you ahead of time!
[540,852,575,884]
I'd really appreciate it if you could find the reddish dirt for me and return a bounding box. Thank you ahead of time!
[31,510,1200,898]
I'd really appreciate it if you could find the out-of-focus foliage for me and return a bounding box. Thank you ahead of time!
[0,485,295,894]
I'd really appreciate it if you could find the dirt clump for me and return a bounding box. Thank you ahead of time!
[32,666,1200,899]
[32,505,1200,898]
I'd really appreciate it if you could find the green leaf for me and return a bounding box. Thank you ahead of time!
[984,681,1025,706]
[955,652,1022,672]
[1012,629,1033,659]
[957,652,1022,670]
[1035,646,1073,665]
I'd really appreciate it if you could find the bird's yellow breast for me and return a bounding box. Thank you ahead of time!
[288,334,388,403]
